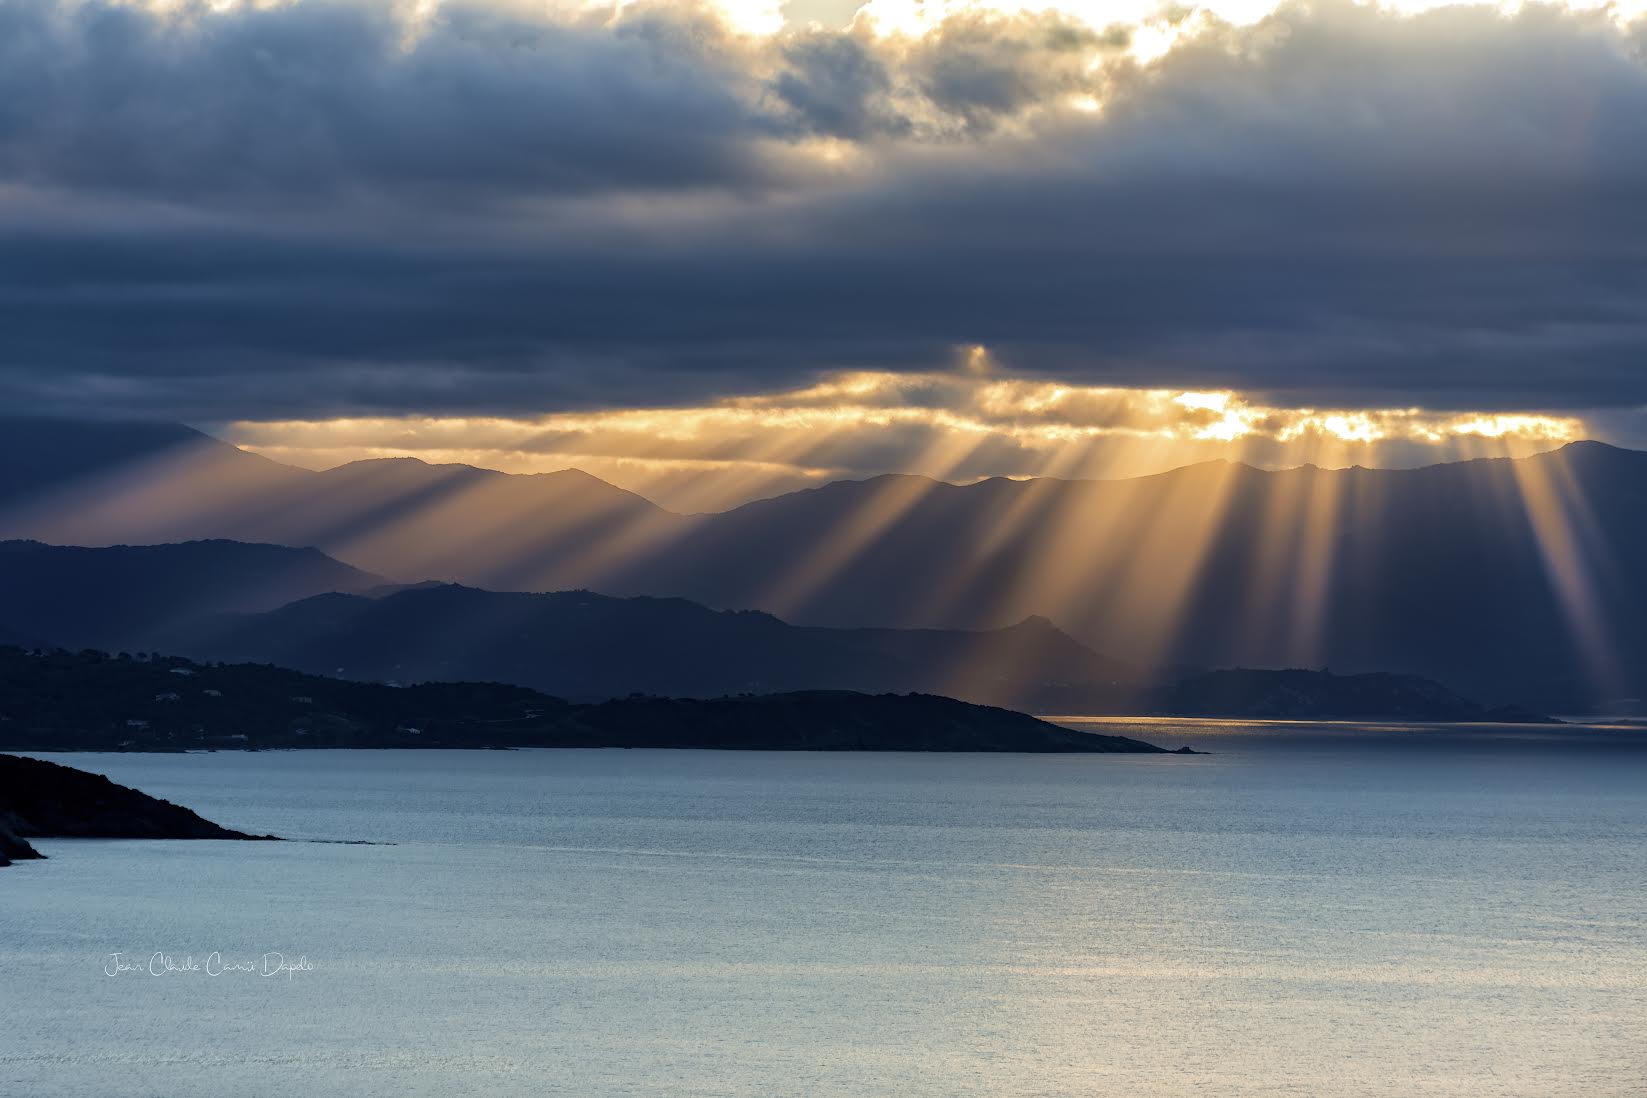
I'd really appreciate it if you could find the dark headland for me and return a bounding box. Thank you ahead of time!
[0,647,1176,755]
[0,752,277,866]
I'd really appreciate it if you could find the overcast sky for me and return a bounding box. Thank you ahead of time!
[4,0,1646,497]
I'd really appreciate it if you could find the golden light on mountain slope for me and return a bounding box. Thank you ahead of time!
[0,393,1625,707]
[752,424,992,617]
[1504,448,1626,699]
[214,381,1597,666]
[1241,455,1343,663]
[0,436,303,549]
[1,359,1607,691]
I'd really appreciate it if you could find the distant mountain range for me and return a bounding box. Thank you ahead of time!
[0,648,1170,754]
[0,542,1552,720]
[169,585,1135,709]
[0,541,1129,709]
[0,539,383,652]
[0,418,676,591]
[2,417,1642,710]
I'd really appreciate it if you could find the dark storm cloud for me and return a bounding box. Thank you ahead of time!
[904,12,1121,135]
[773,31,906,140]
[3,0,1647,420]
[0,0,776,199]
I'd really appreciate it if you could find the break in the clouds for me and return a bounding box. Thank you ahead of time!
[222,369,1586,509]
[3,0,1647,448]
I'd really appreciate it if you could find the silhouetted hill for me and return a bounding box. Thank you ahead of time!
[164,584,1133,710]
[0,818,43,866]
[0,425,679,591]
[604,443,1647,711]
[238,458,680,591]
[154,585,1542,719]
[0,753,273,859]
[0,648,1169,754]
[4,419,1644,709]
[0,540,384,651]
[0,418,305,508]
[0,418,310,531]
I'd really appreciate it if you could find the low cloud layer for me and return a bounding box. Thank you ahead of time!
[224,369,1588,509]
[3,0,1647,446]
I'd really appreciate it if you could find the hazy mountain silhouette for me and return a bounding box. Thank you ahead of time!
[145,580,1551,718]
[602,443,1646,710]
[0,418,308,518]
[0,540,383,651]
[0,421,678,590]
[161,584,1132,710]
[0,542,1533,718]
[2,418,1642,709]
[235,458,678,591]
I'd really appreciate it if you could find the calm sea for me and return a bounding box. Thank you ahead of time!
[4,722,1646,1096]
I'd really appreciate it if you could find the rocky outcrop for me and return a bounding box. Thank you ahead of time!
[0,819,44,865]
[0,753,277,862]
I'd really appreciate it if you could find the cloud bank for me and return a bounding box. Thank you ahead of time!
[3,0,1646,451]
[225,369,1587,509]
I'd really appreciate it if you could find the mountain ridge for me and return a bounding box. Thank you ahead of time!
[0,647,1171,755]
[2,420,1642,709]
[0,539,384,652]
[0,541,1560,720]
[161,582,1133,709]
[6,414,1632,519]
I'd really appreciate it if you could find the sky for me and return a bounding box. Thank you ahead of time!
[4,0,1647,506]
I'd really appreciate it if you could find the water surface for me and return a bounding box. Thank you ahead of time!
[4,724,1645,1096]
